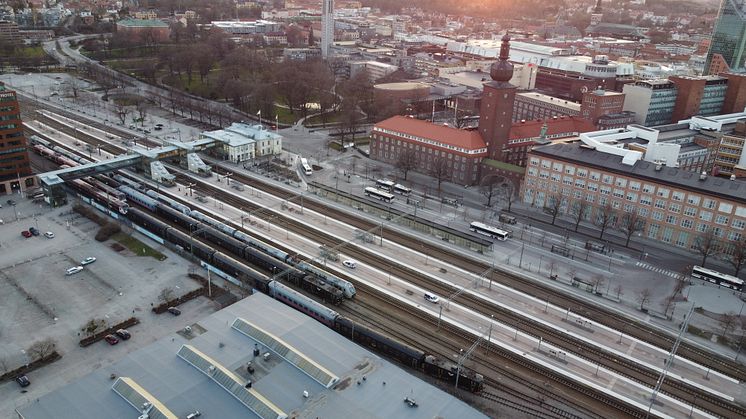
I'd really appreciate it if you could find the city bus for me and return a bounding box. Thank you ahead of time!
[469,221,512,241]
[393,184,412,196]
[300,158,312,176]
[691,266,744,291]
[375,179,395,191]
[364,187,395,203]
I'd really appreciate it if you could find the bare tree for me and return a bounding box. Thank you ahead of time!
[726,238,746,277]
[693,229,722,267]
[613,284,624,300]
[430,156,451,191]
[64,78,81,99]
[595,202,617,240]
[720,311,738,337]
[543,192,565,225]
[114,102,130,125]
[159,287,175,303]
[396,148,418,181]
[618,210,646,247]
[566,269,577,282]
[636,288,652,311]
[27,338,57,361]
[479,175,504,207]
[569,199,591,232]
[501,181,516,212]
[661,295,676,319]
[135,100,148,126]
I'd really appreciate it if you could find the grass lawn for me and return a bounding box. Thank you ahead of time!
[112,232,167,261]
[274,105,301,124]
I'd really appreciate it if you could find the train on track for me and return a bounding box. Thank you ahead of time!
[123,206,483,392]
[32,140,129,214]
[118,182,356,299]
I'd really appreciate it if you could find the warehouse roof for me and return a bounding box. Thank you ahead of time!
[17,293,487,419]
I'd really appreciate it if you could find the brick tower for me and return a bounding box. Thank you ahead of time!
[479,33,516,161]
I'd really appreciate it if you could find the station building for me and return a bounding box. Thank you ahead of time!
[201,123,282,164]
[15,293,488,419]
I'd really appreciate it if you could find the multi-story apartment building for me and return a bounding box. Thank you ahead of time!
[522,142,746,253]
[0,83,33,194]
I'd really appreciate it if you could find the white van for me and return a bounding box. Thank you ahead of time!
[343,260,357,269]
[424,292,440,303]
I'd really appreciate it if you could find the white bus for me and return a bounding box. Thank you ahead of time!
[376,179,395,191]
[469,221,512,241]
[691,266,743,291]
[365,187,395,203]
[300,158,312,176]
[393,184,412,196]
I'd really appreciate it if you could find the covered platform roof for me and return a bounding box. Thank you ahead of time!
[39,154,142,187]
[17,293,487,419]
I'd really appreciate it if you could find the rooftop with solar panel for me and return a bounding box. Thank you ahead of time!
[16,292,487,419]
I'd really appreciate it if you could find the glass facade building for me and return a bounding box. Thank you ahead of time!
[706,0,746,73]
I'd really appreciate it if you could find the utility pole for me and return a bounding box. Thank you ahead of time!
[646,304,695,418]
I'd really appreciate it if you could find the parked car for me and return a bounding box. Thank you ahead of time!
[104,334,119,345]
[65,266,84,276]
[29,227,40,236]
[44,231,55,239]
[167,307,181,316]
[81,257,96,265]
[15,375,30,387]
[153,126,162,131]
[7,199,16,206]
[21,230,32,238]
[115,329,131,340]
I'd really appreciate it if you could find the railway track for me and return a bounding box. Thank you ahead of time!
[205,164,746,382]
[25,98,745,416]
[343,284,632,419]
[175,170,745,418]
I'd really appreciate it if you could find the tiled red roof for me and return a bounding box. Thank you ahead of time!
[374,115,486,150]
[509,116,596,140]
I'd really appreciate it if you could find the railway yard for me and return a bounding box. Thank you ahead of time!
[2,85,746,419]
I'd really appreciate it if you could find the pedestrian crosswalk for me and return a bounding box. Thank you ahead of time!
[635,262,681,278]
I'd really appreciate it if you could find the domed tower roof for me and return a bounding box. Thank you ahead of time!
[490,32,514,83]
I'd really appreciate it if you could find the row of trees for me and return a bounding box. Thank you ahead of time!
[541,193,746,276]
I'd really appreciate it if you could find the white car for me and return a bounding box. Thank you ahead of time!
[81,257,96,265]
[342,260,357,269]
[44,231,55,239]
[424,292,440,303]
[65,266,84,276]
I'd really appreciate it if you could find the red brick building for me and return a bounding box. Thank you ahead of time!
[579,89,626,128]
[370,116,487,186]
[0,83,33,195]
[504,117,596,167]
[116,19,171,43]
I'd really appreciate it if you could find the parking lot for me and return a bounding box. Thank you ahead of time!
[0,197,218,416]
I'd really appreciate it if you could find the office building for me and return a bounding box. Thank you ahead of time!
[0,83,33,195]
[513,92,580,122]
[371,116,487,186]
[321,0,334,58]
[522,133,746,252]
[623,80,678,126]
[579,89,627,128]
[669,75,728,121]
[706,0,746,74]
